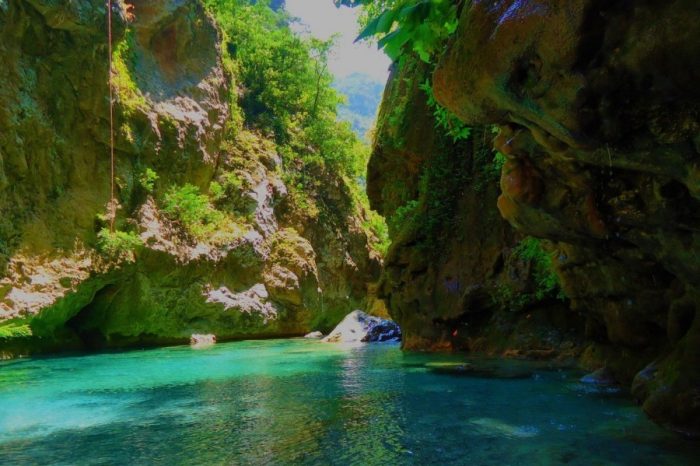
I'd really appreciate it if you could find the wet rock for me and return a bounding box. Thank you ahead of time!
[322,310,401,343]
[580,367,617,386]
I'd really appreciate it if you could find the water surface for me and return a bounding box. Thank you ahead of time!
[0,339,696,465]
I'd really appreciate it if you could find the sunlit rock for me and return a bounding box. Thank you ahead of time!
[190,333,216,348]
[322,310,401,344]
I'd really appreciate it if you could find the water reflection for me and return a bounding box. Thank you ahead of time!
[335,346,408,464]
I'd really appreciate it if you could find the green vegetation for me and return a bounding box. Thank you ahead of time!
[472,146,507,193]
[492,151,507,174]
[112,29,148,115]
[0,321,32,339]
[491,238,565,308]
[204,0,370,173]
[209,172,245,202]
[202,0,387,254]
[419,78,470,142]
[97,228,143,259]
[204,0,367,174]
[93,1,391,260]
[387,131,470,252]
[512,237,562,300]
[208,181,225,202]
[162,184,242,244]
[364,209,391,255]
[337,0,460,62]
[417,140,471,247]
[138,168,159,193]
[388,199,419,235]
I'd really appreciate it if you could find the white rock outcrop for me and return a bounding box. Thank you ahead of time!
[322,310,401,344]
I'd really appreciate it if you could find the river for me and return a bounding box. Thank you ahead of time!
[0,339,696,465]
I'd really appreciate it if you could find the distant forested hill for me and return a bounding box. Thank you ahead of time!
[334,72,384,142]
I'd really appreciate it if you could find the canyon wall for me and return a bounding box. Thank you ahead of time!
[0,0,380,355]
[371,56,582,356]
[372,0,700,436]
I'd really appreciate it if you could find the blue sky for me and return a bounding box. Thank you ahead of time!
[285,0,391,82]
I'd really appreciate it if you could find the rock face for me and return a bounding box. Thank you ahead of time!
[0,0,380,356]
[370,56,583,355]
[374,0,699,435]
[322,310,401,343]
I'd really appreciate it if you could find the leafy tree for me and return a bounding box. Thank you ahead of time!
[204,0,369,179]
[335,0,461,62]
[201,0,388,254]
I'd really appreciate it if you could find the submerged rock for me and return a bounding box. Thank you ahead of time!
[424,362,532,379]
[304,331,324,339]
[468,417,540,439]
[580,367,617,386]
[322,310,401,343]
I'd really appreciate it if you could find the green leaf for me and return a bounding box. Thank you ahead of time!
[399,1,431,22]
[445,19,458,34]
[376,9,398,34]
[416,42,431,63]
[356,14,382,42]
[357,8,399,43]
[378,27,411,60]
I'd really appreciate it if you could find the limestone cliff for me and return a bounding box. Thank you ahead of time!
[371,0,699,436]
[0,0,380,356]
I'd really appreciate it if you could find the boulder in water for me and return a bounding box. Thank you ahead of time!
[304,331,324,339]
[322,310,401,343]
[190,334,216,348]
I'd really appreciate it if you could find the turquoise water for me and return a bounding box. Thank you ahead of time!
[0,340,697,465]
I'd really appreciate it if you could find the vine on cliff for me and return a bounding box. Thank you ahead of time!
[419,78,470,142]
[493,237,565,308]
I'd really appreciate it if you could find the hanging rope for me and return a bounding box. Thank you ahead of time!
[107,0,116,233]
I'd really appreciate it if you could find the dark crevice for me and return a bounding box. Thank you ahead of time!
[65,285,117,350]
